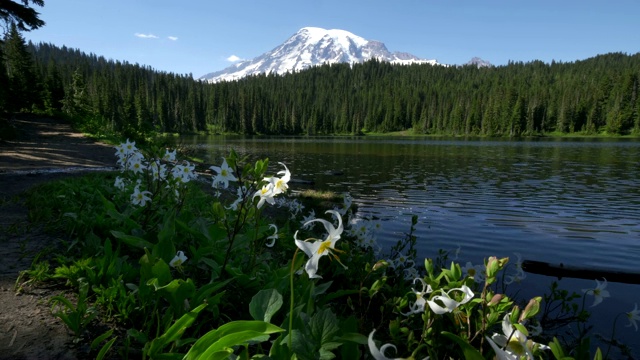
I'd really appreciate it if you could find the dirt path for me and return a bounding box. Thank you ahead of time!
[0,115,116,360]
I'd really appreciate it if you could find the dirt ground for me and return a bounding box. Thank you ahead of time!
[0,115,116,360]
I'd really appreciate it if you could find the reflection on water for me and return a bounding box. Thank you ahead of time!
[180,135,640,274]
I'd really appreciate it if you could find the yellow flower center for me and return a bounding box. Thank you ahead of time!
[317,240,332,255]
[507,337,526,356]
[221,169,228,176]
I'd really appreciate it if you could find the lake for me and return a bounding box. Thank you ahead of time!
[179,136,640,271]
[178,135,640,350]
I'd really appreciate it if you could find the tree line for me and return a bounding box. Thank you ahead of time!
[2,28,639,138]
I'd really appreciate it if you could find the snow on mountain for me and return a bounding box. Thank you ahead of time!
[465,57,493,68]
[199,27,442,83]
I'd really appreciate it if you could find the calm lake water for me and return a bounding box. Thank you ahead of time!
[180,135,640,272]
[179,135,640,350]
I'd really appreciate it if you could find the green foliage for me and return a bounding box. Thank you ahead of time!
[15,41,640,138]
[49,279,98,337]
[20,142,632,359]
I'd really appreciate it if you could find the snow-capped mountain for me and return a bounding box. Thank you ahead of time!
[466,57,493,68]
[199,27,442,83]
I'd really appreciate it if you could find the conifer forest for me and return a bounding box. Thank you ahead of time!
[2,27,639,138]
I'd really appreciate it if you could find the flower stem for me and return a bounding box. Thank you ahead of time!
[288,248,300,356]
[604,313,624,359]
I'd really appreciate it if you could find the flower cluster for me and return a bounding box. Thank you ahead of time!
[113,139,198,207]
[253,162,291,209]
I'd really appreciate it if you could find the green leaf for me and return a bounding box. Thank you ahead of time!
[154,213,177,263]
[249,288,283,323]
[184,321,284,360]
[512,323,529,337]
[91,329,114,350]
[111,230,154,249]
[146,303,207,356]
[96,337,117,360]
[192,278,233,306]
[338,332,368,345]
[549,338,565,359]
[310,309,340,348]
[441,331,484,360]
[593,348,602,360]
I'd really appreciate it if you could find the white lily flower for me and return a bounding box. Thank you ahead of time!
[169,251,188,268]
[626,303,640,331]
[426,285,474,315]
[294,210,344,279]
[289,199,304,215]
[171,161,196,183]
[462,261,486,284]
[130,185,152,206]
[114,176,126,191]
[402,278,433,316]
[403,266,420,281]
[263,162,290,195]
[301,209,316,229]
[488,313,550,359]
[368,330,427,360]
[162,149,176,162]
[209,158,237,189]
[123,138,137,155]
[226,186,246,210]
[265,224,279,247]
[148,160,167,180]
[253,183,275,209]
[128,154,146,175]
[393,253,414,269]
[582,278,610,307]
[115,143,127,159]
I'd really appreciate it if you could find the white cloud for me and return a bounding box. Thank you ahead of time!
[167,36,178,41]
[227,55,243,62]
[135,33,159,39]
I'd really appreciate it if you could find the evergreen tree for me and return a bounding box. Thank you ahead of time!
[3,22,40,111]
[0,41,8,113]
[0,0,45,32]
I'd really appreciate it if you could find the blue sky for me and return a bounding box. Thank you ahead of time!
[22,0,640,78]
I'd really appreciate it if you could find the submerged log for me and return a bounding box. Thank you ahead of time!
[522,260,640,285]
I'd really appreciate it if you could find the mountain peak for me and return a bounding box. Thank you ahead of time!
[200,27,441,83]
[466,57,493,68]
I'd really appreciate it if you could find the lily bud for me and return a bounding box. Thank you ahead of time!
[488,293,505,306]
[520,296,542,322]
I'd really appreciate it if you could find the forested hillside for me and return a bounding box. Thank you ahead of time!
[3,30,640,137]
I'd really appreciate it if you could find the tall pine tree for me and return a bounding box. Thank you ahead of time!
[3,22,40,112]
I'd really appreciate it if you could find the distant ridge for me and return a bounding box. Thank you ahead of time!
[199,27,442,83]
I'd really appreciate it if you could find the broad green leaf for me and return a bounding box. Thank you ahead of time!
[184,321,284,360]
[310,308,340,348]
[249,289,283,323]
[150,258,172,287]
